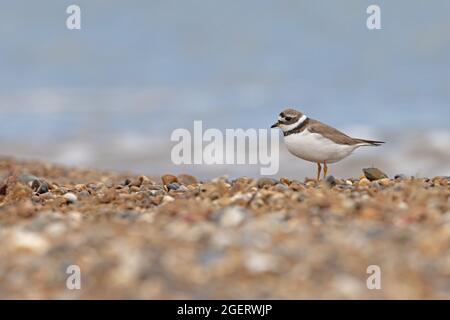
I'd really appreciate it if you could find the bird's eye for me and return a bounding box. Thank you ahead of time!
[285,116,292,121]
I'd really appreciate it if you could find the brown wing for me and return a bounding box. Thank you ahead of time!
[307,119,361,145]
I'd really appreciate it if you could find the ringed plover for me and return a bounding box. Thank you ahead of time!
[271,108,384,180]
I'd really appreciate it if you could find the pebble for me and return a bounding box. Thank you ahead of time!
[31,179,49,194]
[370,181,381,189]
[245,251,278,273]
[130,175,152,187]
[148,189,165,196]
[63,192,78,204]
[325,175,337,187]
[394,174,407,181]
[177,174,198,185]
[162,195,175,203]
[0,182,6,195]
[10,229,49,254]
[274,183,288,191]
[360,208,380,220]
[97,189,117,204]
[306,181,316,188]
[129,179,141,188]
[45,222,67,237]
[139,175,152,185]
[122,178,132,186]
[217,206,248,227]
[167,183,180,191]
[161,174,178,185]
[379,178,391,187]
[40,192,55,200]
[177,185,189,192]
[116,211,141,221]
[129,186,140,193]
[358,178,371,187]
[257,177,278,188]
[18,174,38,185]
[1,158,450,299]
[59,187,69,194]
[398,202,409,210]
[66,211,83,222]
[199,249,225,266]
[86,183,99,190]
[289,181,305,191]
[363,168,389,181]
[79,190,90,198]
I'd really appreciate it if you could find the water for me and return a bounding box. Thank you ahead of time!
[0,1,449,178]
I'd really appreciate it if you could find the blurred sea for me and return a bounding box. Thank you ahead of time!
[0,0,449,178]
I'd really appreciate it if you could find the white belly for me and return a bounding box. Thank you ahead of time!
[284,130,357,163]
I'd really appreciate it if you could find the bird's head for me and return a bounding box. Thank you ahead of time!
[271,108,307,132]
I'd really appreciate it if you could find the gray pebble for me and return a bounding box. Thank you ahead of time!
[394,174,407,181]
[325,175,337,187]
[31,179,49,194]
[370,181,381,189]
[79,190,90,198]
[18,174,39,185]
[167,183,180,191]
[59,187,69,194]
[40,192,55,200]
[116,211,140,221]
[274,183,288,191]
[122,178,132,186]
[363,168,389,181]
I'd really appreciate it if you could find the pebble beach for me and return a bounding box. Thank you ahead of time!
[0,157,449,299]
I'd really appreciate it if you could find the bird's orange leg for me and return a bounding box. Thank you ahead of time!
[316,162,322,182]
[323,161,328,179]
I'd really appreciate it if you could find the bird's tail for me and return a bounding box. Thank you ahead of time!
[356,139,385,146]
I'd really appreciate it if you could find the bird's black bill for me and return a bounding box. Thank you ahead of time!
[271,122,279,128]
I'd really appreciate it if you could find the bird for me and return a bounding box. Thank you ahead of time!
[271,108,384,181]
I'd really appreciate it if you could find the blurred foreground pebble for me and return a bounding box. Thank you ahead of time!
[0,157,449,299]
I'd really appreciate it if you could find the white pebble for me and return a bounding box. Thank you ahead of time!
[162,195,175,203]
[398,202,409,210]
[10,230,49,254]
[245,251,278,273]
[219,206,247,227]
[64,192,78,203]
